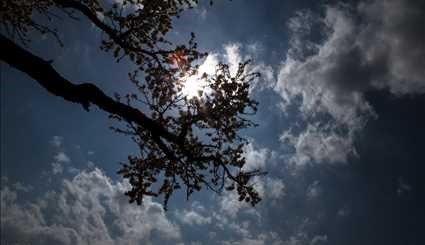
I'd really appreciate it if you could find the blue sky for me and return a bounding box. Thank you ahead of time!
[1,0,425,244]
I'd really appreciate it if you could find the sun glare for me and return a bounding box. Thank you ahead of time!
[179,54,218,99]
[181,76,206,99]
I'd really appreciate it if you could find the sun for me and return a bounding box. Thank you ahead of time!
[180,75,207,99]
[179,54,218,99]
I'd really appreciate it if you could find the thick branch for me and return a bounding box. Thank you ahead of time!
[0,34,178,142]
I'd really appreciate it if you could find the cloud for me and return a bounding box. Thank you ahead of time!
[48,136,73,175]
[356,0,425,94]
[224,43,244,75]
[1,168,180,245]
[281,124,356,166]
[50,151,71,175]
[266,178,286,199]
[221,232,283,245]
[53,152,71,163]
[280,217,325,245]
[219,188,249,218]
[175,202,212,226]
[12,182,33,192]
[223,237,265,245]
[223,43,275,91]
[276,5,376,129]
[275,0,425,165]
[310,235,327,245]
[51,161,64,175]
[184,43,273,98]
[50,136,64,148]
[176,209,212,226]
[279,0,425,101]
[219,143,279,217]
[242,142,271,171]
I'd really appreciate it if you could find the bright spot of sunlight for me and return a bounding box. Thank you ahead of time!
[181,75,207,99]
[180,54,219,99]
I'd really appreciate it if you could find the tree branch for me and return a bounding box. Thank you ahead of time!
[0,33,178,142]
[53,0,170,58]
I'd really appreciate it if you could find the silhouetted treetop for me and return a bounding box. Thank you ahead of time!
[0,0,265,209]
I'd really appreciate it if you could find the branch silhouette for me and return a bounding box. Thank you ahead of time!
[0,34,178,142]
[1,0,265,209]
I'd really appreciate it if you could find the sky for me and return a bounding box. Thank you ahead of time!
[1,0,425,244]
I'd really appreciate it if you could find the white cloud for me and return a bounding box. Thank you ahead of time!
[276,0,424,166]
[177,210,212,226]
[50,151,71,175]
[219,189,248,218]
[280,218,320,245]
[221,232,283,245]
[356,0,425,94]
[54,152,71,163]
[50,136,63,148]
[224,43,243,76]
[87,161,96,168]
[176,202,212,226]
[267,178,286,199]
[183,43,274,99]
[223,43,275,91]
[218,142,285,218]
[223,237,265,245]
[1,168,180,245]
[281,124,356,166]
[218,175,284,220]
[275,6,376,130]
[310,235,327,245]
[12,182,33,192]
[242,143,271,171]
[218,142,281,218]
[51,162,64,175]
[282,0,424,97]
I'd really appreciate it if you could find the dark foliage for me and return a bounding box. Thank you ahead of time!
[0,0,265,209]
